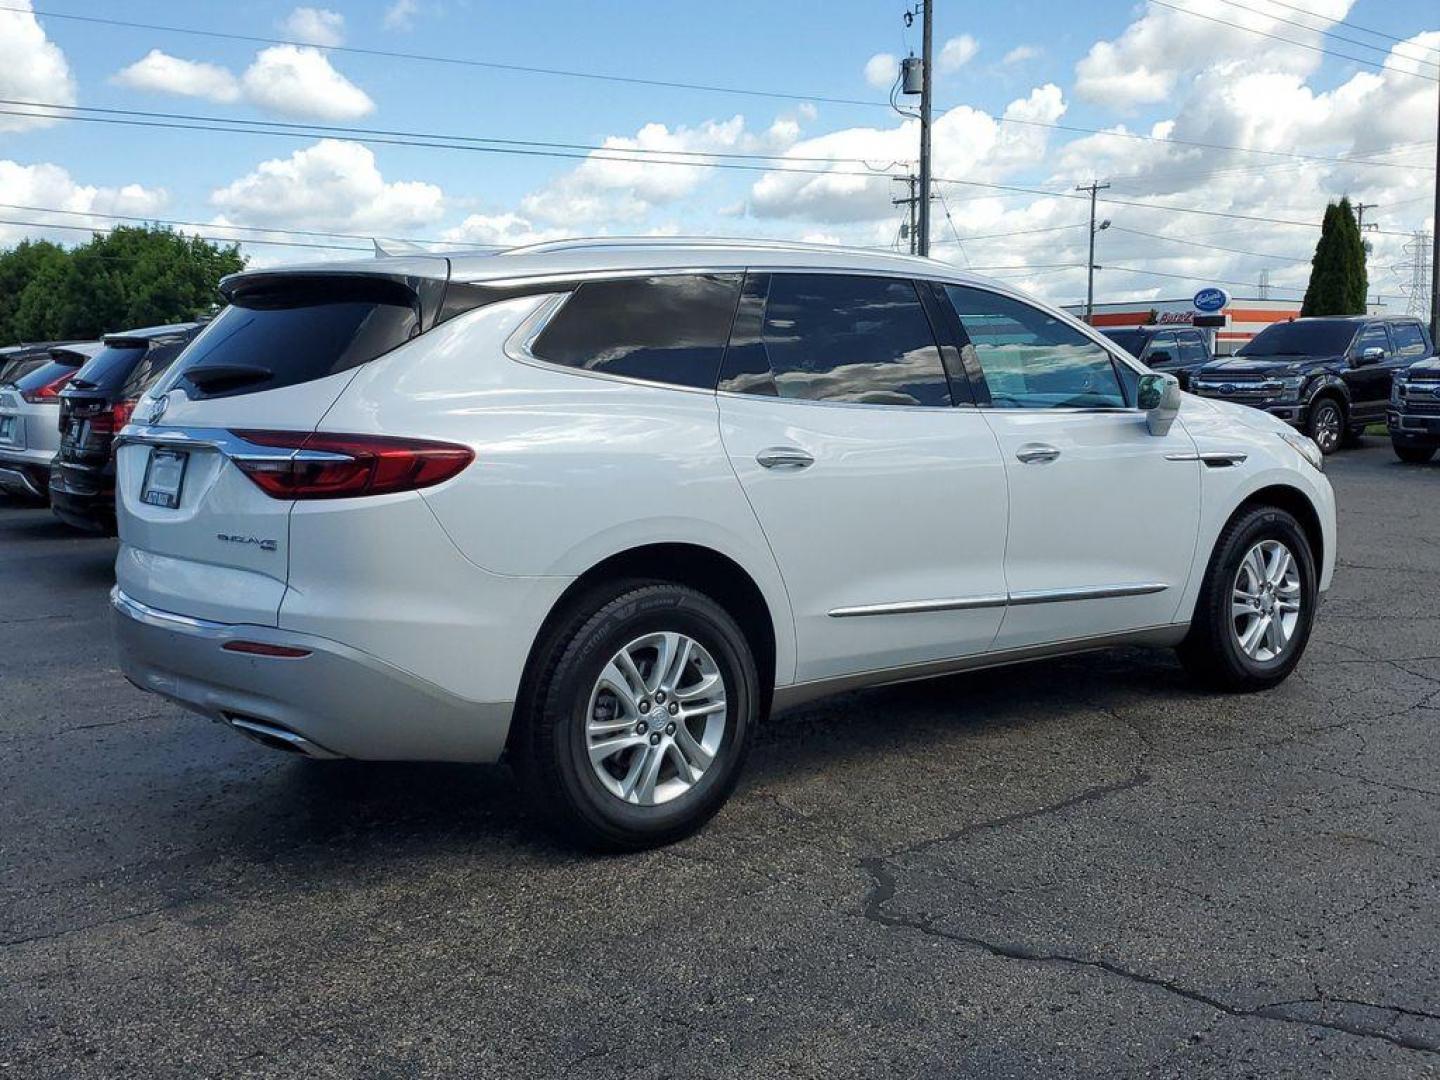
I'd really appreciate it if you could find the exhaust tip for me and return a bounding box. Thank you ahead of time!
[223,714,341,759]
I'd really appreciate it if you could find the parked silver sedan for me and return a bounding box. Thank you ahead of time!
[0,343,102,500]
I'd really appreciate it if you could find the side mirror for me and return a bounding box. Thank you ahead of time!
[1146,349,1174,366]
[1356,347,1385,366]
[1138,372,1181,436]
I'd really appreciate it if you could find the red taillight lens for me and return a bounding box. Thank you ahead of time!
[229,430,475,500]
[87,400,135,437]
[21,371,73,403]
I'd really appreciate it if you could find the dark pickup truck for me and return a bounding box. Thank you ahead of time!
[1190,315,1434,455]
[1099,325,1212,390]
[1389,354,1440,464]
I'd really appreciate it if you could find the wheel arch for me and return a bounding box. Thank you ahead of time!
[1232,483,1325,574]
[515,543,781,735]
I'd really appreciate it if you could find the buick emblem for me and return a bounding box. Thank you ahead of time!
[145,393,170,425]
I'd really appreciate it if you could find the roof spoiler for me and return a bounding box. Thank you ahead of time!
[218,268,452,333]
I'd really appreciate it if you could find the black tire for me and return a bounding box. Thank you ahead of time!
[1306,397,1345,455]
[1178,505,1318,692]
[511,580,758,851]
[1394,443,1436,464]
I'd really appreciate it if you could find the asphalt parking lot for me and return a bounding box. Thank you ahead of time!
[2,442,1438,1078]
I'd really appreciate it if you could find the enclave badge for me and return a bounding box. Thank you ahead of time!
[217,533,278,553]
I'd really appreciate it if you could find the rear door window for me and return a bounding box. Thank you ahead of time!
[1178,332,1209,365]
[156,276,424,400]
[530,274,743,390]
[1392,322,1429,359]
[719,273,951,407]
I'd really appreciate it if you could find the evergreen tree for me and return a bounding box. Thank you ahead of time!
[0,226,245,344]
[1300,197,1368,316]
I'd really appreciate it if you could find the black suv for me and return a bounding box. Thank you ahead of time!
[1190,315,1432,454]
[1389,350,1440,464]
[50,323,201,533]
[1100,325,1213,389]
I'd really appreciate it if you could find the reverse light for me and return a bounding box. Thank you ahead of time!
[229,430,475,500]
[21,370,73,403]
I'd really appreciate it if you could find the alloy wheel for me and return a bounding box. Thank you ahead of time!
[1231,539,1303,662]
[1311,402,1342,453]
[585,632,728,806]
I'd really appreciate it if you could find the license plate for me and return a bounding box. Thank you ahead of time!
[0,416,14,444]
[67,420,85,446]
[141,448,188,509]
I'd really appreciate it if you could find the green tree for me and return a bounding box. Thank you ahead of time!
[0,226,245,344]
[1300,197,1368,316]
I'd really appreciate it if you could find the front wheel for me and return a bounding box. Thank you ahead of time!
[512,581,759,851]
[1178,506,1318,691]
[1306,398,1344,455]
[1394,442,1436,464]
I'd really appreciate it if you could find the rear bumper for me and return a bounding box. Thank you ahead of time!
[49,462,115,532]
[112,588,514,762]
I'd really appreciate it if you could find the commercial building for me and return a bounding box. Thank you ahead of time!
[1063,296,1386,354]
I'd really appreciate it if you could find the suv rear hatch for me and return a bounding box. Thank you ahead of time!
[115,262,451,626]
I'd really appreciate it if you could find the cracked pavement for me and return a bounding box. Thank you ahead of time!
[2,444,1439,1078]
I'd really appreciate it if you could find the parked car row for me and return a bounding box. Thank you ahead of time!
[0,323,202,529]
[1105,314,1437,459]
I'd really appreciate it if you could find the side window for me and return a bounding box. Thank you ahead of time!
[1144,333,1176,364]
[1392,322,1428,359]
[943,285,1127,409]
[719,273,951,407]
[1178,332,1209,365]
[121,339,187,399]
[1355,322,1392,358]
[530,274,743,390]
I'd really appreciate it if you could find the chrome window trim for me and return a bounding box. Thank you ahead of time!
[828,582,1168,618]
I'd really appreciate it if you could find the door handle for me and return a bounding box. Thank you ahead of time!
[756,446,814,470]
[1016,444,1061,464]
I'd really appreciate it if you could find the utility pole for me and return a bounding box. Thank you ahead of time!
[892,174,919,255]
[1076,180,1110,324]
[917,0,934,257]
[1431,83,1440,343]
[1356,201,1377,233]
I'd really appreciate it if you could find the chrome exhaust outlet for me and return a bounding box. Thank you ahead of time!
[225,715,342,759]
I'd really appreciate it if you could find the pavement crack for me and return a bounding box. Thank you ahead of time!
[0,897,193,949]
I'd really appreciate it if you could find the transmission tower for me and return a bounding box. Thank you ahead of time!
[1399,231,1433,318]
[1257,269,1271,300]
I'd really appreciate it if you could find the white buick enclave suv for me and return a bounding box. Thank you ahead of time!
[112,240,1335,848]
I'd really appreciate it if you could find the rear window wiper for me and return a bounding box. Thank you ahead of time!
[183,363,273,393]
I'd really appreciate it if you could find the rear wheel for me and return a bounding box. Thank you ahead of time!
[512,581,758,851]
[1178,505,1317,691]
[1394,443,1436,464]
[1306,398,1344,455]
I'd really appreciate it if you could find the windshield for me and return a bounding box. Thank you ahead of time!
[1239,320,1357,357]
[1102,329,1149,355]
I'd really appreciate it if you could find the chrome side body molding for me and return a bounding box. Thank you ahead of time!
[828,582,1168,618]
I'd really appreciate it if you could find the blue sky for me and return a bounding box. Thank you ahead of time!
[1,0,1436,307]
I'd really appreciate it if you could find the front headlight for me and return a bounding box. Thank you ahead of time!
[1273,375,1306,398]
[1278,431,1324,472]
[1392,379,1407,406]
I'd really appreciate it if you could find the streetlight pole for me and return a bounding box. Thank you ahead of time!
[1077,180,1110,324]
[917,0,933,257]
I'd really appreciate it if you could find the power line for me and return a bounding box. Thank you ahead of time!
[0,216,368,252]
[4,0,1435,172]
[1244,0,1440,61]
[1208,0,1440,71]
[1146,0,1439,81]
[1108,225,1313,263]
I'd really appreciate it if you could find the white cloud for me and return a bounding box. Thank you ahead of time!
[938,34,979,73]
[0,160,167,247]
[1073,0,1353,110]
[441,212,565,248]
[1003,45,1040,65]
[863,52,898,90]
[279,7,345,48]
[210,140,443,235]
[113,50,241,104]
[383,0,420,31]
[0,0,78,132]
[240,45,374,120]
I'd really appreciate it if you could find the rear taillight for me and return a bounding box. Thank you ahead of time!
[88,399,137,437]
[229,430,475,500]
[21,371,73,403]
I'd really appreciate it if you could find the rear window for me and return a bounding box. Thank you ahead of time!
[156,277,422,400]
[530,274,743,390]
[15,356,87,394]
[67,345,146,391]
